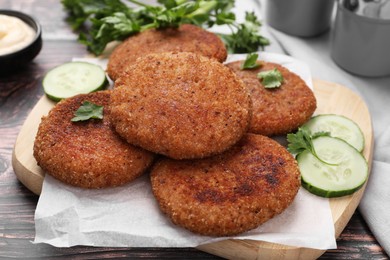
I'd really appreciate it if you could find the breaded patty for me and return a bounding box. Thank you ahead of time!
[107,24,227,80]
[33,91,155,189]
[150,133,301,236]
[226,61,317,136]
[110,52,252,160]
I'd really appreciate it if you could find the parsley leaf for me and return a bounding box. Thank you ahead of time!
[71,101,104,122]
[79,12,141,55]
[220,11,270,53]
[61,0,270,55]
[240,53,260,70]
[287,128,338,166]
[257,68,284,88]
[61,0,128,30]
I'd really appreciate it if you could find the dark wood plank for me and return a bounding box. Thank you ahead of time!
[321,211,388,259]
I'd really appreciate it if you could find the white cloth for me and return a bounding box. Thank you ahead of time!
[257,0,390,255]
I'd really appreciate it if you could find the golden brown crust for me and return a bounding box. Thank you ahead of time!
[33,91,155,189]
[109,52,252,160]
[150,133,301,236]
[226,61,317,136]
[107,24,227,80]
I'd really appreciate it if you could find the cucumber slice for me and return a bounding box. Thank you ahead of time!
[297,136,368,198]
[302,114,364,152]
[43,62,108,101]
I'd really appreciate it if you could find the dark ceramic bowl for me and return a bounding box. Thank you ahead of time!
[0,10,42,72]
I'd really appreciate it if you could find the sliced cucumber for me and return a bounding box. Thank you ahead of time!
[303,114,365,152]
[43,62,108,101]
[297,136,368,198]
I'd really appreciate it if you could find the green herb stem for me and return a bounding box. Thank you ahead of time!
[187,1,217,18]
[287,128,339,167]
[127,0,149,8]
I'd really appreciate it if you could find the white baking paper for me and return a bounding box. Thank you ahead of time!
[34,52,336,249]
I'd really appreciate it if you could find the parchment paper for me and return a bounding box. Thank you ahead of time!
[34,52,336,249]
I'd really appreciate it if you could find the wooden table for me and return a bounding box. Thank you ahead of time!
[0,0,388,258]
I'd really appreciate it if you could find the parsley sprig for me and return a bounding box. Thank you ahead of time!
[61,0,270,55]
[71,101,104,122]
[220,11,270,53]
[287,128,338,166]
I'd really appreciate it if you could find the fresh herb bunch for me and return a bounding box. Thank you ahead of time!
[61,0,270,55]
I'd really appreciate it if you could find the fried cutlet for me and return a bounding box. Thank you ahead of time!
[226,61,317,136]
[109,52,252,160]
[106,24,227,81]
[150,133,301,236]
[33,90,155,189]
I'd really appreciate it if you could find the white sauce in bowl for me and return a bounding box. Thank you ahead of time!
[0,14,36,55]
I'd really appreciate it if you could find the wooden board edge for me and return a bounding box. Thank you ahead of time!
[12,96,52,195]
[197,239,324,260]
[314,79,374,238]
[12,148,43,195]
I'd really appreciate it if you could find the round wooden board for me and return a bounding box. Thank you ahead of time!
[12,79,374,260]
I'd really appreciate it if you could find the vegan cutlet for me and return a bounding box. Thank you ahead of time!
[150,133,301,236]
[226,61,317,136]
[106,24,227,80]
[109,52,252,160]
[33,91,155,189]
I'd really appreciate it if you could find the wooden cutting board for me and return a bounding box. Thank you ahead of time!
[12,79,374,259]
